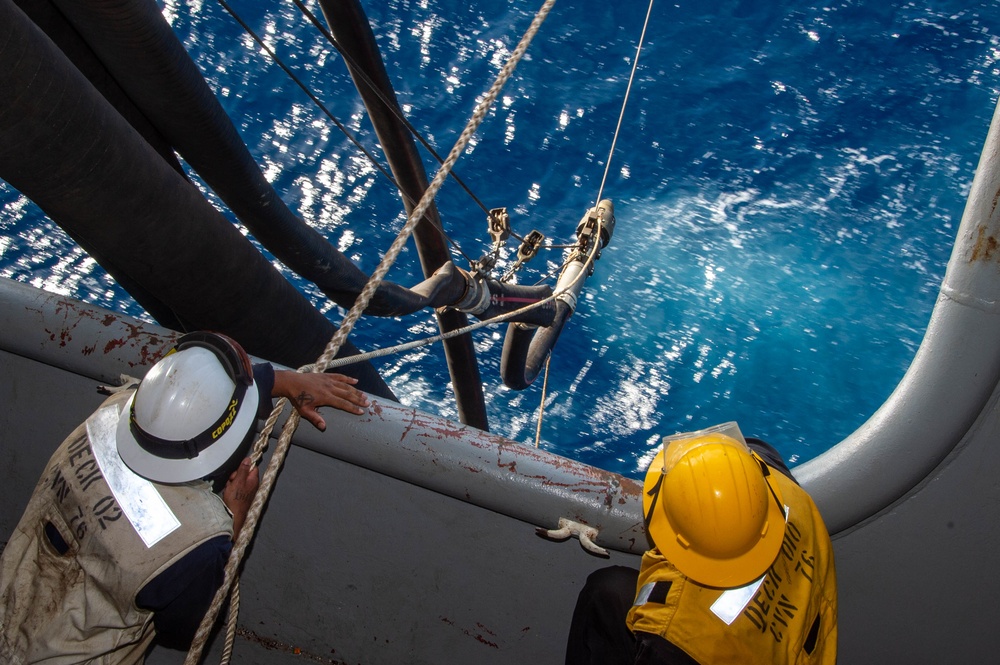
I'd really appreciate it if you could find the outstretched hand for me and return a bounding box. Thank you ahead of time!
[272,370,370,431]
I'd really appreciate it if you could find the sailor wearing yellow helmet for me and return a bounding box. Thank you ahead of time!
[565,423,837,665]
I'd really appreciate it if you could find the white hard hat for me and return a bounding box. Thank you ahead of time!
[116,332,260,483]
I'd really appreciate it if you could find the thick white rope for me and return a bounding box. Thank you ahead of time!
[218,581,238,665]
[183,2,557,662]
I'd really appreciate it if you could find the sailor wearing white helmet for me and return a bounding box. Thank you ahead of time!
[0,332,369,663]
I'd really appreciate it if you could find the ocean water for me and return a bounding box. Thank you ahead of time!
[2,0,999,478]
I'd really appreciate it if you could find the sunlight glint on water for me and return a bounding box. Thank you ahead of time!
[2,0,999,478]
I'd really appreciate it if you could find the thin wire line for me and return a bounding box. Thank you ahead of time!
[594,0,655,208]
[536,0,655,447]
[217,0,398,194]
[217,0,477,264]
[291,0,493,217]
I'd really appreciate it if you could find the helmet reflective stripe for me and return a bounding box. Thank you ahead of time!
[116,332,259,484]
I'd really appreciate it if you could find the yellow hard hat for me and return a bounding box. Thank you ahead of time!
[642,424,786,588]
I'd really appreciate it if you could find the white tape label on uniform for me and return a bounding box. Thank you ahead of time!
[710,504,791,625]
[710,576,765,625]
[86,405,180,548]
[634,582,655,606]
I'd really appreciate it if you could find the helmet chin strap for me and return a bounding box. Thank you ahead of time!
[642,471,666,549]
[751,450,787,520]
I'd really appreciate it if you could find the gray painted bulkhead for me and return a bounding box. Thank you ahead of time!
[4,99,1000,665]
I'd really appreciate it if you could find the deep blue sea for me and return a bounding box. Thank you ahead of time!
[3,0,1000,478]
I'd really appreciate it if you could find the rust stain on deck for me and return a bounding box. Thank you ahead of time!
[234,627,348,664]
[439,616,500,649]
